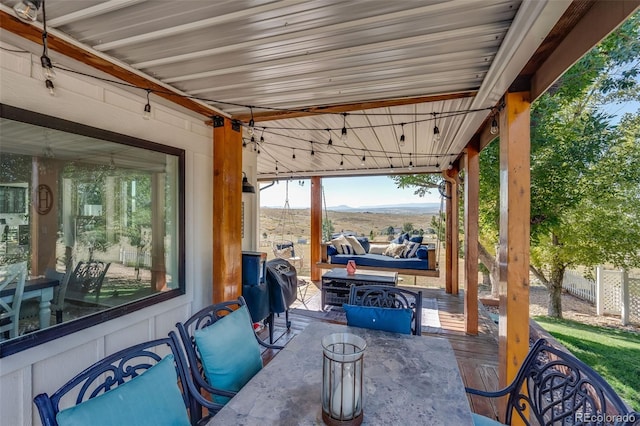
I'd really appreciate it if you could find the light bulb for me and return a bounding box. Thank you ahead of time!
[13,0,40,22]
[45,79,55,96]
[360,155,366,166]
[448,162,453,170]
[490,118,499,135]
[341,126,348,143]
[399,133,405,147]
[143,103,151,120]
[248,118,255,136]
[41,56,56,80]
[408,161,413,170]
[433,126,441,143]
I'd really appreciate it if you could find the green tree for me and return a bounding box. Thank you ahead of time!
[322,218,335,242]
[386,226,395,235]
[393,12,640,317]
[402,222,414,233]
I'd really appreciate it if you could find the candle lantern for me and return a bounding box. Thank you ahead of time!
[321,333,366,425]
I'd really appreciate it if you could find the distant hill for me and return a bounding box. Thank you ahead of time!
[327,203,440,214]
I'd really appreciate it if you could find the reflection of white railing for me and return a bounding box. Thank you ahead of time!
[564,267,639,326]
[118,248,151,268]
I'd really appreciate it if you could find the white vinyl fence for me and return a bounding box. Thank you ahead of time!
[563,267,640,326]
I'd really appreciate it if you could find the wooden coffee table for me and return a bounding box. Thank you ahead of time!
[321,268,398,310]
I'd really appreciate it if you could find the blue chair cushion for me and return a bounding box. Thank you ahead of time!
[409,236,423,244]
[343,304,413,335]
[194,304,263,404]
[56,355,190,426]
[471,413,507,426]
[327,245,338,256]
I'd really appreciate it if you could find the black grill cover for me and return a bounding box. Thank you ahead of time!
[265,258,298,314]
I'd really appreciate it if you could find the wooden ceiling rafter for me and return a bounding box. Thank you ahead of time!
[228,91,478,123]
[0,10,224,122]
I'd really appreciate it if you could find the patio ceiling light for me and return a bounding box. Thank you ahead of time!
[13,0,41,21]
[242,172,256,193]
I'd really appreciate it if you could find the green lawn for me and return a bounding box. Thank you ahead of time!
[533,316,640,411]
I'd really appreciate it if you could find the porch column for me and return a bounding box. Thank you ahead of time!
[498,91,531,422]
[464,139,480,335]
[444,167,459,295]
[310,176,322,281]
[212,116,243,303]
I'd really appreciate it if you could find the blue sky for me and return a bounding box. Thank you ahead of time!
[260,100,638,209]
[259,175,440,209]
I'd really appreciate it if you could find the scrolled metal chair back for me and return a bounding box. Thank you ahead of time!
[504,339,637,426]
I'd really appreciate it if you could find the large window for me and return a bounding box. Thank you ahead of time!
[0,104,185,357]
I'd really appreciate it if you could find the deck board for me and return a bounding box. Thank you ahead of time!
[259,285,499,419]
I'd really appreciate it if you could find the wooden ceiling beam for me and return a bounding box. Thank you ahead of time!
[228,91,477,123]
[0,10,221,120]
[532,0,640,100]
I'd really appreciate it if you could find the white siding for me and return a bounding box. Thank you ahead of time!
[0,42,215,426]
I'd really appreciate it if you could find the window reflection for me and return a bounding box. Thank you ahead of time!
[0,106,184,353]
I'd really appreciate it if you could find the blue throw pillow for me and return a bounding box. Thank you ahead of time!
[409,236,423,244]
[194,305,263,404]
[343,304,413,335]
[56,355,190,426]
[416,247,428,259]
[327,245,338,256]
[356,237,370,253]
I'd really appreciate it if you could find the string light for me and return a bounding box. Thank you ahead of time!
[292,149,296,160]
[45,78,55,96]
[143,89,151,120]
[490,115,499,135]
[433,112,441,143]
[340,112,348,143]
[260,128,265,144]
[310,141,315,156]
[360,153,366,166]
[408,153,413,170]
[326,129,333,149]
[248,107,255,136]
[389,156,394,171]
[275,161,279,175]
[398,123,405,148]
[340,154,344,169]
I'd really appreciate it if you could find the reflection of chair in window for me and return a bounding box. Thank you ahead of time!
[66,261,111,304]
[21,266,73,325]
[0,261,27,339]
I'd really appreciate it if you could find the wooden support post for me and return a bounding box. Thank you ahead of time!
[464,139,480,335]
[498,91,531,424]
[444,168,459,295]
[310,176,322,281]
[212,116,243,303]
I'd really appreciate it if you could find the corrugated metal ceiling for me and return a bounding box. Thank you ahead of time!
[1,0,574,179]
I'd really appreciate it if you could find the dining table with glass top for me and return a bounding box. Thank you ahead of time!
[208,321,474,425]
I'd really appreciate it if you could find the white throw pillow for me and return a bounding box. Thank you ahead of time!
[368,244,388,255]
[345,236,366,255]
[330,235,351,254]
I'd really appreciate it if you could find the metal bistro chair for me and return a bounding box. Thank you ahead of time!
[65,260,110,304]
[176,296,283,423]
[347,285,423,336]
[466,339,639,426]
[0,261,27,340]
[33,333,211,426]
[21,266,73,325]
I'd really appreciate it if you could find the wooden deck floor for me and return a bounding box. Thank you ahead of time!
[258,286,501,420]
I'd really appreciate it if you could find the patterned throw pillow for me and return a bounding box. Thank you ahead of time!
[401,241,421,258]
[383,243,406,258]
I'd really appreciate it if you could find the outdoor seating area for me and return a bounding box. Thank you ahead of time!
[2,1,640,424]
